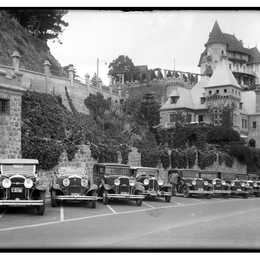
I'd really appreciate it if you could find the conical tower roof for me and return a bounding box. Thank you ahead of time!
[204,21,228,47]
[204,58,241,89]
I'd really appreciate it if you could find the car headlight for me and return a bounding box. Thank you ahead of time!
[143,179,149,185]
[158,179,164,186]
[63,178,70,186]
[192,180,196,185]
[81,179,88,187]
[114,179,120,186]
[204,180,208,186]
[254,183,258,187]
[241,182,245,187]
[221,180,226,185]
[212,180,216,185]
[231,182,235,187]
[2,178,11,188]
[129,179,135,186]
[24,179,33,188]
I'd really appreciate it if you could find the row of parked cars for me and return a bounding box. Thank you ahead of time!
[0,159,259,215]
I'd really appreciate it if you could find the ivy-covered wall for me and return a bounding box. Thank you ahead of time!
[38,144,246,197]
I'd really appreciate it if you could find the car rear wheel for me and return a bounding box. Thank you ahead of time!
[37,192,46,215]
[183,186,190,198]
[254,192,260,198]
[51,190,58,207]
[103,190,108,205]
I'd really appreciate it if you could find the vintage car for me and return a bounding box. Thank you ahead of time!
[248,174,260,197]
[130,166,172,202]
[236,174,254,197]
[199,170,231,198]
[49,167,98,208]
[0,159,46,215]
[93,163,145,206]
[220,171,249,198]
[169,169,214,199]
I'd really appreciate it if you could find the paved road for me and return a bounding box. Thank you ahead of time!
[0,194,260,251]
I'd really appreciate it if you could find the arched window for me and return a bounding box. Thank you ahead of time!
[249,139,256,148]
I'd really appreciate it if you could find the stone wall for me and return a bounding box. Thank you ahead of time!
[0,68,25,158]
[39,144,246,197]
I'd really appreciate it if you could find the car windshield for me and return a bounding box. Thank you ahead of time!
[136,169,158,177]
[182,171,199,178]
[200,173,218,179]
[105,167,130,176]
[236,175,248,180]
[221,173,236,180]
[1,164,35,174]
[250,176,259,181]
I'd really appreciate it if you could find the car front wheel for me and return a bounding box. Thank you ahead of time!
[37,192,46,215]
[103,190,108,205]
[135,191,143,206]
[183,186,190,198]
[51,190,58,207]
[165,195,171,203]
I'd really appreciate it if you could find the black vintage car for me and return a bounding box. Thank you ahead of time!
[220,171,249,198]
[0,159,46,215]
[236,174,254,197]
[200,170,231,198]
[49,167,98,208]
[248,174,260,197]
[130,166,172,202]
[170,169,214,199]
[93,163,145,206]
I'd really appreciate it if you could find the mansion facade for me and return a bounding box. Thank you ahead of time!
[159,21,260,149]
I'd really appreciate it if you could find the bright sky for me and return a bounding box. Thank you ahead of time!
[47,9,260,85]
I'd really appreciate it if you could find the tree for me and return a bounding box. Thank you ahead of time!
[108,55,135,83]
[62,64,80,82]
[7,9,69,43]
[91,73,103,87]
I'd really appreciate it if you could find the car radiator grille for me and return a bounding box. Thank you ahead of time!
[214,180,221,190]
[195,179,203,189]
[235,181,241,188]
[67,177,82,195]
[118,177,130,193]
[149,179,158,190]
[10,177,26,200]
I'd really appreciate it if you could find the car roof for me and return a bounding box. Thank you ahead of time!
[200,170,218,174]
[0,159,39,164]
[95,163,130,167]
[130,166,159,170]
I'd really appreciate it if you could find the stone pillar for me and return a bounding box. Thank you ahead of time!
[85,73,90,93]
[118,86,122,98]
[11,51,21,72]
[109,84,113,98]
[122,73,124,84]
[68,65,74,87]
[43,60,51,93]
[255,85,260,113]
[164,70,166,78]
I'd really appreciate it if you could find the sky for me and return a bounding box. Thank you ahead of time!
[47,9,260,85]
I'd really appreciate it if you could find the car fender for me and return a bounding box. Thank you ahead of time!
[160,183,172,192]
[225,183,231,188]
[89,184,98,191]
[186,183,192,188]
[135,183,145,192]
[104,183,112,190]
[52,184,61,191]
[36,184,46,191]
